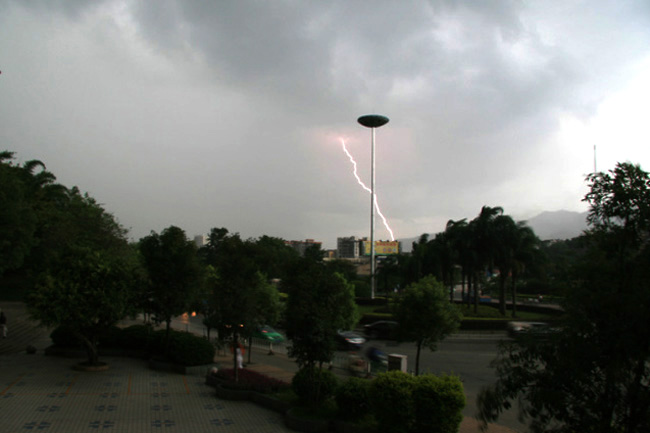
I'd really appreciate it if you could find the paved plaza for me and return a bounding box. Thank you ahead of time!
[0,352,291,433]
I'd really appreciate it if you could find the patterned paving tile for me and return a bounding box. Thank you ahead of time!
[0,354,291,432]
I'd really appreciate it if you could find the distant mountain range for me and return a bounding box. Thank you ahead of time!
[399,210,588,253]
[524,210,588,241]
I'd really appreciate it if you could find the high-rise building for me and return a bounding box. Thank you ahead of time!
[337,236,361,258]
[194,235,207,248]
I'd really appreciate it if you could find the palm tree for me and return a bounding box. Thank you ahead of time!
[509,223,540,317]
[492,214,517,316]
[445,219,469,302]
[470,206,504,312]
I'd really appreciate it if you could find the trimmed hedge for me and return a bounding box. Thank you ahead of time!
[48,324,215,367]
[412,375,465,433]
[369,371,465,433]
[369,371,416,433]
[120,324,155,350]
[335,377,371,420]
[291,366,339,405]
[164,329,215,366]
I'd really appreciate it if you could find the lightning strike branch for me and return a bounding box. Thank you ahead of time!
[340,139,395,241]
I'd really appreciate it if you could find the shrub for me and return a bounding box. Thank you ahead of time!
[120,324,154,350]
[412,374,465,433]
[336,377,371,420]
[165,330,215,366]
[369,371,416,433]
[50,325,123,348]
[96,326,123,348]
[291,366,339,405]
[214,368,289,393]
[50,325,82,347]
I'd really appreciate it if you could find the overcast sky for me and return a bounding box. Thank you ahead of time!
[2,1,649,248]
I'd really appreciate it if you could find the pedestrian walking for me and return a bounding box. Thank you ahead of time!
[0,312,7,338]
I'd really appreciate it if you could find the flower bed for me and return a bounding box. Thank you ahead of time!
[212,368,289,393]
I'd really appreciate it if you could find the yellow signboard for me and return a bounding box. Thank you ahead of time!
[363,240,400,256]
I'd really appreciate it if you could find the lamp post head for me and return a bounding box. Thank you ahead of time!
[358,114,389,128]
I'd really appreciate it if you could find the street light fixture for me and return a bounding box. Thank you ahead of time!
[357,114,389,299]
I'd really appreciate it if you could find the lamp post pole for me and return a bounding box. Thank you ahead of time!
[357,114,389,299]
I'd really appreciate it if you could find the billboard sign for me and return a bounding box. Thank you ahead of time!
[362,240,400,256]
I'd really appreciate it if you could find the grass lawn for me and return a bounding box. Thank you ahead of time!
[458,304,559,321]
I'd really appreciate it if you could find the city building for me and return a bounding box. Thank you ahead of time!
[337,236,362,258]
[285,239,322,257]
[194,235,207,248]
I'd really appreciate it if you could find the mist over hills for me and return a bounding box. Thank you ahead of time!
[398,210,588,253]
[524,210,588,241]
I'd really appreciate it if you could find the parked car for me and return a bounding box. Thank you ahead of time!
[336,330,366,350]
[252,325,285,343]
[363,320,399,339]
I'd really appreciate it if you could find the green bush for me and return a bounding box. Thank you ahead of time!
[336,377,371,420]
[165,330,215,366]
[50,325,82,347]
[412,374,465,433]
[50,325,123,348]
[292,366,339,405]
[96,326,123,348]
[370,371,416,433]
[120,324,154,350]
[354,280,371,298]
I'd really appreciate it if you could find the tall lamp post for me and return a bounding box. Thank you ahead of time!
[357,114,389,299]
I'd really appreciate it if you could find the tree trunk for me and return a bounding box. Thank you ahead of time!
[81,336,99,365]
[510,275,518,318]
[164,319,172,356]
[625,345,649,433]
[473,272,479,314]
[415,340,422,376]
[498,275,507,316]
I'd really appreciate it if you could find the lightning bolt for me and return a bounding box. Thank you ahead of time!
[340,139,395,241]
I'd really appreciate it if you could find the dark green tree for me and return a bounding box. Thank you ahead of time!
[200,229,281,377]
[139,226,203,352]
[478,162,650,433]
[28,248,138,366]
[508,222,540,317]
[395,276,462,376]
[470,206,503,312]
[0,152,38,275]
[283,257,358,368]
[445,218,473,305]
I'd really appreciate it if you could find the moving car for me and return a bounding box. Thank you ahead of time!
[252,325,285,343]
[336,330,366,350]
[507,321,551,338]
[363,320,399,339]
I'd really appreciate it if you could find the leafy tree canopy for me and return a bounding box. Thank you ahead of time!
[283,257,358,368]
[395,276,462,375]
[139,225,204,349]
[478,162,650,433]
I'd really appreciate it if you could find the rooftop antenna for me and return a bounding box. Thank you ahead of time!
[593,144,597,173]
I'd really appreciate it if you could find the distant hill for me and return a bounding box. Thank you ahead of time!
[398,210,588,252]
[524,210,588,240]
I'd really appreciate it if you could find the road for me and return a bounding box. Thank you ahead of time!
[169,313,527,432]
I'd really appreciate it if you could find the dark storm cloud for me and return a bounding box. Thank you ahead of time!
[2,0,649,246]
